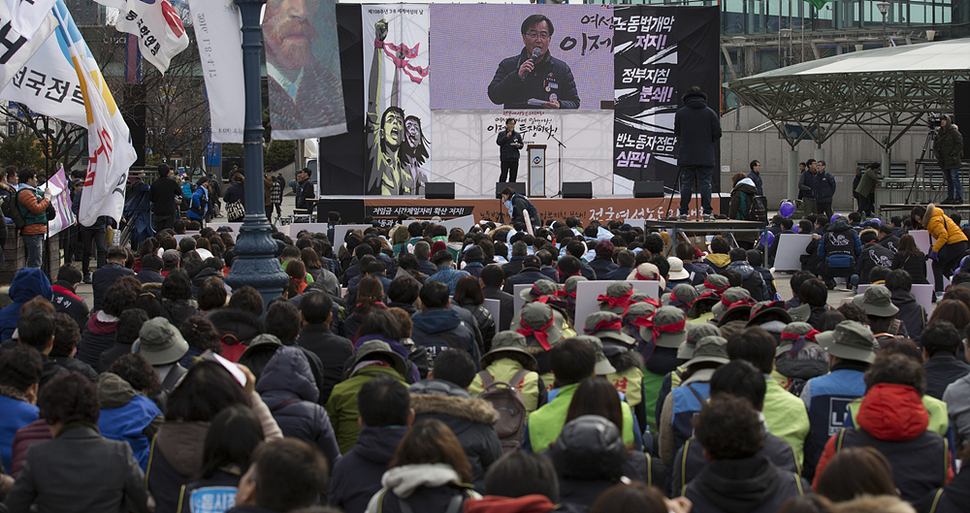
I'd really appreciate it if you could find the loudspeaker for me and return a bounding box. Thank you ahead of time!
[426,182,455,200]
[954,81,970,159]
[316,199,365,223]
[562,182,593,199]
[634,181,664,198]
[495,182,526,198]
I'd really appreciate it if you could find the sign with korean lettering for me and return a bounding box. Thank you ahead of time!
[0,2,54,92]
[189,0,244,143]
[95,0,189,74]
[612,6,719,190]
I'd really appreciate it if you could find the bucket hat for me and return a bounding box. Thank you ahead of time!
[689,336,730,366]
[132,317,189,366]
[584,311,635,346]
[573,335,617,375]
[679,323,720,360]
[816,320,879,363]
[639,306,687,349]
[480,331,537,370]
[518,302,564,351]
[352,339,409,377]
[667,257,690,281]
[852,285,899,317]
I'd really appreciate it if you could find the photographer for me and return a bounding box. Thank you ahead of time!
[936,114,965,204]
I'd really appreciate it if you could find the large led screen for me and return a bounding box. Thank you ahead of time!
[430,4,613,111]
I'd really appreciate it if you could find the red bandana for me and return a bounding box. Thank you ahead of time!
[704,277,729,293]
[781,329,820,356]
[639,311,687,345]
[518,317,556,351]
[635,270,657,281]
[597,288,635,315]
[585,317,624,335]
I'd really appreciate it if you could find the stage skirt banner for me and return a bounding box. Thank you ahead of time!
[189,0,244,144]
[612,5,719,190]
[362,4,430,196]
[430,4,613,111]
[263,0,347,140]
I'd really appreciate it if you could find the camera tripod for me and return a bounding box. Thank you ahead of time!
[905,127,941,205]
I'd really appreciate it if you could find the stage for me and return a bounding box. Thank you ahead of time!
[317,194,730,227]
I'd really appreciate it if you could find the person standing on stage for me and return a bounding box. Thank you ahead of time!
[497,118,524,183]
[675,86,721,220]
[936,114,964,204]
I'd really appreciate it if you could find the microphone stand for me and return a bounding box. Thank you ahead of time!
[549,132,566,198]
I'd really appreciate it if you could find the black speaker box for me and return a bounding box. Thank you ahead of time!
[495,182,526,198]
[316,199,365,223]
[426,182,455,200]
[634,181,664,198]
[954,81,970,159]
[562,182,593,199]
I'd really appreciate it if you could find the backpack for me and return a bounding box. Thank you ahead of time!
[10,188,26,231]
[749,195,768,222]
[476,369,529,453]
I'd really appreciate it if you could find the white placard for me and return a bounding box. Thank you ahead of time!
[333,224,372,245]
[910,230,931,254]
[858,283,934,316]
[439,215,475,234]
[574,280,660,330]
[512,284,532,318]
[483,299,501,333]
[289,223,329,237]
[773,234,814,272]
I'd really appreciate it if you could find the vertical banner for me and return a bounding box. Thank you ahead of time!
[613,6,719,190]
[362,4,430,196]
[45,167,74,238]
[263,0,347,140]
[189,0,244,144]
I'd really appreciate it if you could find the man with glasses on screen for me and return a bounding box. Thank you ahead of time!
[487,14,580,110]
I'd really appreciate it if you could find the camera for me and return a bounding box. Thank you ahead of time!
[928,114,944,130]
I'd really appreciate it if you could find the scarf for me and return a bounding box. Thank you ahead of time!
[518,316,555,351]
[781,329,820,357]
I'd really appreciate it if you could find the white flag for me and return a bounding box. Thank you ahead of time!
[0,3,55,90]
[189,0,244,143]
[45,167,75,238]
[0,26,88,126]
[96,0,188,73]
[53,1,136,227]
[5,0,57,41]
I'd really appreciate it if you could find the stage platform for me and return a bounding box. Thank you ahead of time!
[317,194,730,227]
[880,203,970,218]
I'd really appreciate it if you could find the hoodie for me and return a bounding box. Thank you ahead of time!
[890,288,926,344]
[365,463,480,513]
[685,453,808,513]
[703,253,731,274]
[409,379,502,492]
[329,425,409,513]
[97,373,163,471]
[77,311,119,368]
[725,260,769,301]
[0,267,52,340]
[728,178,759,221]
[818,218,861,268]
[674,90,721,167]
[255,347,341,468]
[411,308,480,365]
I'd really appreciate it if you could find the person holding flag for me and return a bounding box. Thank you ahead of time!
[17,168,53,268]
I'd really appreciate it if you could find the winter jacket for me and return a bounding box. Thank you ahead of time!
[464,495,561,513]
[588,258,619,279]
[428,266,471,295]
[457,300,496,353]
[526,382,636,453]
[800,361,868,476]
[774,343,829,399]
[16,186,50,236]
[818,218,862,269]
[364,463,481,513]
[921,462,970,513]
[725,260,769,301]
[4,425,151,513]
[295,178,315,210]
[890,288,926,344]
[256,347,341,468]
[296,324,354,405]
[925,355,970,401]
[683,261,712,286]
[8,419,49,478]
[0,391,38,474]
[814,172,837,203]
[161,298,199,326]
[509,194,541,228]
[326,364,407,454]
[97,373,163,471]
[409,379,502,492]
[52,281,89,332]
[135,269,165,284]
[893,250,929,284]
[728,179,758,221]
[504,269,550,293]
[674,90,721,167]
[178,468,242,513]
[496,129,523,161]
[53,355,97,381]
[798,170,816,199]
[223,183,244,206]
[749,169,763,196]
[855,166,881,196]
[207,308,263,346]
[763,376,811,468]
[813,383,952,503]
[482,286,514,332]
[671,431,799,496]
[684,454,808,513]
[0,267,52,340]
[936,121,964,170]
[91,262,134,312]
[925,204,968,252]
[329,425,409,513]
[77,310,118,368]
[703,253,731,274]
[856,242,896,284]
[487,49,580,109]
[468,357,543,415]
[944,372,970,449]
[411,308,480,365]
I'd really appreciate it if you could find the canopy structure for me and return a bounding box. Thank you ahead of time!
[727,39,970,149]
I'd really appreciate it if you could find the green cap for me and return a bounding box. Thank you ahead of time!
[816,320,879,364]
[852,285,899,317]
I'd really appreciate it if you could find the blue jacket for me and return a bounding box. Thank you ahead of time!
[0,393,38,473]
[817,219,862,269]
[674,90,721,167]
[187,186,207,220]
[814,172,837,203]
[0,267,52,340]
[427,266,470,295]
[98,383,163,471]
[328,425,409,513]
[411,308,480,366]
[801,363,868,473]
[672,382,711,458]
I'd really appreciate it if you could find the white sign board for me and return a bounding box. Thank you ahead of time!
[439,215,475,234]
[333,224,372,245]
[512,284,532,318]
[574,280,660,330]
[773,234,813,272]
[910,230,939,287]
[289,223,329,237]
[858,283,934,316]
[483,299,501,333]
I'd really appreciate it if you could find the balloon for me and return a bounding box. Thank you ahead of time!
[870,218,882,226]
[792,225,799,234]
[761,231,775,247]
[780,201,794,218]
[831,214,841,224]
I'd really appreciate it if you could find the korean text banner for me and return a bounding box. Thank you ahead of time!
[612,5,719,189]
[189,0,244,144]
[263,0,347,140]
[362,4,430,196]
[430,4,613,111]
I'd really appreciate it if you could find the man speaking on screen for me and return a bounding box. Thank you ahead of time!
[487,14,580,110]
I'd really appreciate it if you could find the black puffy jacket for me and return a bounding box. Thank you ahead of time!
[458,299,496,353]
[674,90,721,167]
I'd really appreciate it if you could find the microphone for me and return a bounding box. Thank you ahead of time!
[530,47,541,78]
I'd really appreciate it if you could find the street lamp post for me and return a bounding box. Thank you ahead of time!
[225,0,289,308]
[876,2,891,37]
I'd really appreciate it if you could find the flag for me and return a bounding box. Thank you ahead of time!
[0,22,89,126]
[95,0,188,74]
[0,2,55,91]
[45,167,75,237]
[52,1,136,227]
[189,0,244,143]
[5,0,57,41]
